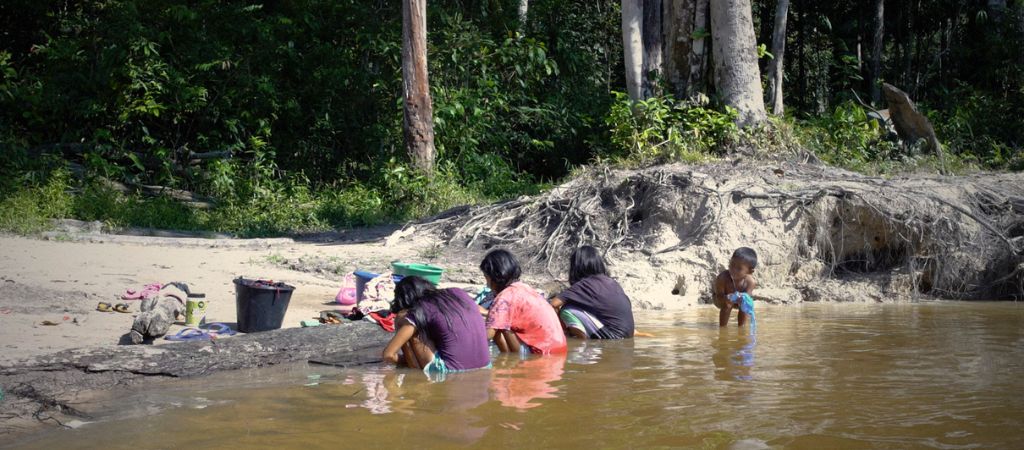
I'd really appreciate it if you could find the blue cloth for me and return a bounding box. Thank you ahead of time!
[474,287,494,309]
[728,292,756,330]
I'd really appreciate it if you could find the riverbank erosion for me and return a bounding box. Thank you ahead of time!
[415,161,1024,306]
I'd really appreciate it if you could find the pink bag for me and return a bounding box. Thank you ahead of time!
[335,273,358,306]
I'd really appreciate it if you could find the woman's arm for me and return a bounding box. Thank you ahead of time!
[549,296,565,310]
[382,323,416,365]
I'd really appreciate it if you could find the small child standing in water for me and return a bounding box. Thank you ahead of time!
[713,247,758,327]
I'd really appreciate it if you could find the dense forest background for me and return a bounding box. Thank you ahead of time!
[1,0,1022,235]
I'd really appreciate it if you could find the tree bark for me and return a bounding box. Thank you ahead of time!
[518,0,528,32]
[688,0,712,97]
[765,0,790,115]
[622,0,644,100]
[641,0,664,97]
[710,0,767,126]
[402,0,436,175]
[870,0,884,105]
[663,0,696,98]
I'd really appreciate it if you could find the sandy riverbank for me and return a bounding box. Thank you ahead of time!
[0,232,437,364]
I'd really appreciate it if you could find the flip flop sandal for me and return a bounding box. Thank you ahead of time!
[202,322,237,337]
[164,328,212,342]
[113,303,132,313]
[96,302,113,312]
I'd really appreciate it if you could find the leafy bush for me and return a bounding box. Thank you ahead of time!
[605,92,737,164]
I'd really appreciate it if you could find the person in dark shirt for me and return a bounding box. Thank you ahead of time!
[549,246,635,339]
[382,276,491,373]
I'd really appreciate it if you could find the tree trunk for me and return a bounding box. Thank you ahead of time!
[663,0,697,98]
[518,0,528,32]
[869,0,884,105]
[688,0,712,97]
[642,0,664,97]
[766,0,790,115]
[796,0,806,108]
[401,0,436,175]
[710,0,767,126]
[622,0,644,100]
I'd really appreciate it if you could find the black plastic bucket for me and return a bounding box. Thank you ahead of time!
[234,277,295,333]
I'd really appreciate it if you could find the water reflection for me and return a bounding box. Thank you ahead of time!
[712,327,757,381]
[13,304,1024,449]
[490,354,566,410]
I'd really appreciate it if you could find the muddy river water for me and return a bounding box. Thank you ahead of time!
[10,303,1024,449]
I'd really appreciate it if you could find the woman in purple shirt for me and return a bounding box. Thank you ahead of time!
[382,276,491,373]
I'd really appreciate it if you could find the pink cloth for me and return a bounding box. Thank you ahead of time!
[122,283,162,300]
[485,282,567,354]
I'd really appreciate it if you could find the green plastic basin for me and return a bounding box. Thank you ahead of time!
[392,262,444,285]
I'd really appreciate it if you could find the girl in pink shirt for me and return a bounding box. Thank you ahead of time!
[480,249,567,354]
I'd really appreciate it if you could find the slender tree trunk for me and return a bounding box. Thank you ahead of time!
[870,0,884,105]
[622,0,644,100]
[766,0,790,115]
[688,0,711,97]
[796,0,807,109]
[642,0,663,97]
[401,0,436,175]
[664,0,696,98]
[710,0,767,126]
[518,0,528,32]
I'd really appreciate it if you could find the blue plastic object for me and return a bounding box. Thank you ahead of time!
[729,292,756,331]
[353,270,379,303]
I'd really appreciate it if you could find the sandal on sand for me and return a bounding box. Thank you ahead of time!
[202,322,237,337]
[164,328,212,342]
[113,303,131,313]
[96,302,113,312]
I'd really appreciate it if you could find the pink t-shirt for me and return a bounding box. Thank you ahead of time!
[485,282,567,354]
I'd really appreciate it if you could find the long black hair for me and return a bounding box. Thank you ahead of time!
[479,249,522,292]
[391,276,470,339]
[569,245,609,285]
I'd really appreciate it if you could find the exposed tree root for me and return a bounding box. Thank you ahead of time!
[419,161,1024,303]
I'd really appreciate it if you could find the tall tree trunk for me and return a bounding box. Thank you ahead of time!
[688,0,712,97]
[796,0,807,109]
[869,0,884,105]
[401,0,436,175]
[664,0,693,98]
[710,0,767,126]
[766,0,790,115]
[642,0,664,97]
[518,0,528,32]
[622,0,644,100]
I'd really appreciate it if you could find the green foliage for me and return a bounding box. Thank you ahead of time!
[0,169,73,234]
[606,92,737,164]
[799,101,895,169]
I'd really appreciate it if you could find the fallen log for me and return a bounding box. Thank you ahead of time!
[0,322,389,435]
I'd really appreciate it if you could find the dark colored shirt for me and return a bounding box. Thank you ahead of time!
[558,275,635,339]
[405,288,491,370]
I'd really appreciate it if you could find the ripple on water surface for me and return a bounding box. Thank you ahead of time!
[10,302,1024,449]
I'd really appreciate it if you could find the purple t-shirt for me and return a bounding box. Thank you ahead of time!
[405,288,490,371]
